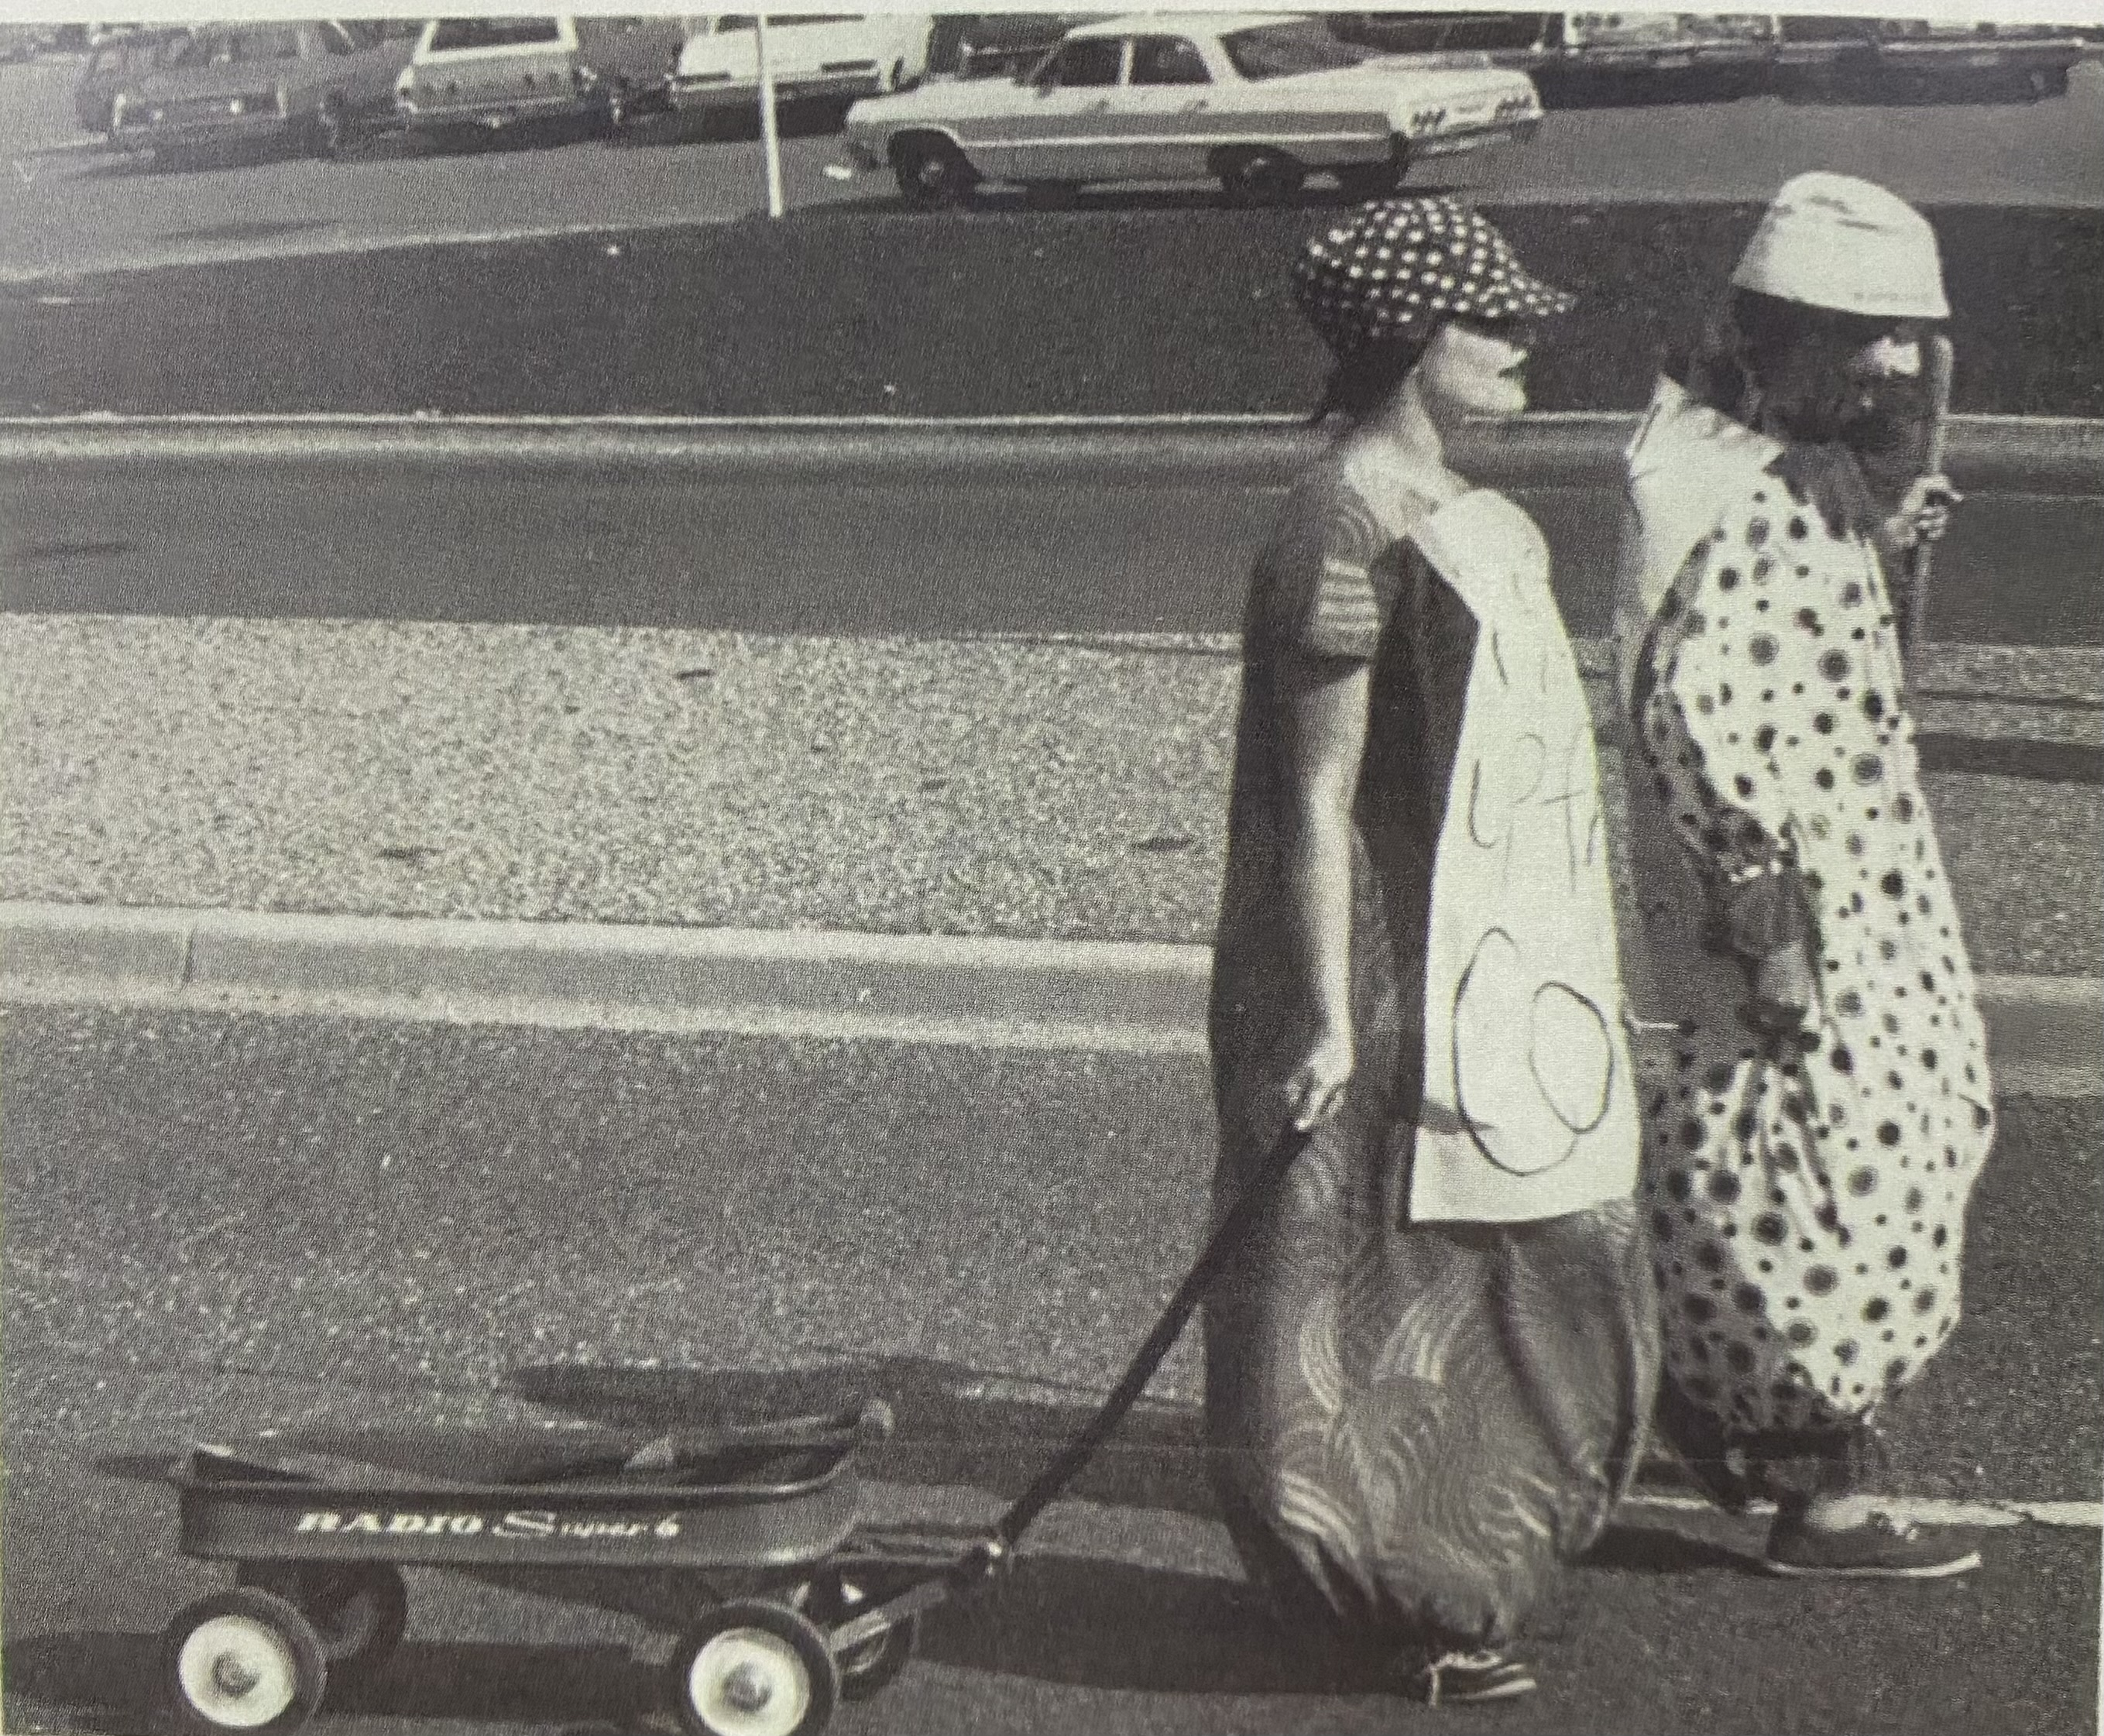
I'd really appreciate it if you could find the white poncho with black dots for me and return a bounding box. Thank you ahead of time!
[1613,379,1996,1439]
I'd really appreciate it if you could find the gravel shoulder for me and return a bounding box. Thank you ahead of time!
[5,616,2096,973]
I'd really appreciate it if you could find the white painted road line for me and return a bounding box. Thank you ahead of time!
[1624,1494,2102,1530]
[3,902,2096,1090]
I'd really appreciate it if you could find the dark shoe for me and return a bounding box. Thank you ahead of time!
[1416,1649,1538,1706]
[1765,1509,1982,1579]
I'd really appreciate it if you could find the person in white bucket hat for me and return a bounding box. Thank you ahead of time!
[1607,175,1993,1581]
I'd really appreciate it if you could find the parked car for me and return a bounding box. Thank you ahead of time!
[1330,12,1779,97]
[1863,19,2085,99]
[837,12,1544,208]
[1775,15,2084,101]
[393,16,688,140]
[669,14,933,115]
[73,24,190,133]
[107,20,412,160]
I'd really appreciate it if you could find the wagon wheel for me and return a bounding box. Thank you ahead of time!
[669,1600,839,1736]
[238,1562,407,1693]
[804,1566,917,1700]
[161,1587,327,1734]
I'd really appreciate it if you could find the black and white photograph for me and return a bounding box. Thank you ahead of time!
[1,2,2098,1731]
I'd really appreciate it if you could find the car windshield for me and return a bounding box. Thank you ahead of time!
[428,18,563,52]
[1220,20,1369,80]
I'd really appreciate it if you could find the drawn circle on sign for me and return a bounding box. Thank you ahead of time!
[1453,928,1567,1175]
[1530,981,1615,1135]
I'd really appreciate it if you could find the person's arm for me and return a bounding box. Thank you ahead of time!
[1275,652,1371,1131]
[1636,530,1819,1028]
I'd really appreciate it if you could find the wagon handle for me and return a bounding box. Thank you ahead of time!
[988,1121,1316,1551]
[823,1125,1315,1662]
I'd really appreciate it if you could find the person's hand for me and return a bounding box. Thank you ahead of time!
[1883,472,1961,552]
[1285,1023,1354,1131]
[1745,941,1817,1038]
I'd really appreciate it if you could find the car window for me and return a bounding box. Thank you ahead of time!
[173,26,301,67]
[1220,20,1370,80]
[1130,36,1209,85]
[1442,14,1550,52]
[1038,37,1122,88]
[428,19,564,52]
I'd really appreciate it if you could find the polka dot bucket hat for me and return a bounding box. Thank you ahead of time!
[1292,197,1576,355]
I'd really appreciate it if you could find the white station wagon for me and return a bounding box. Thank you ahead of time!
[838,12,1545,208]
[669,13,933,114]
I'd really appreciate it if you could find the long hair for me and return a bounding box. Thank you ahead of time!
[1676,288,1934,540]
[1307,331,1433,430]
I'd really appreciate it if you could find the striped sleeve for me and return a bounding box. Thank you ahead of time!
[1265,481,1395,662]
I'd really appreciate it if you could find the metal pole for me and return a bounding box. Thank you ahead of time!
[755,13,784,220]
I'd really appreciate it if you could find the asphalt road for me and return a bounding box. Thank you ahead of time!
[2,55,2099,283]
[3,1005,2099,1735]
[6,458,2096,647]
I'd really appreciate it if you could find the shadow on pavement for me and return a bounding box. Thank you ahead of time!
[1577,1517,1767,1576]
[2,1628,652,1729]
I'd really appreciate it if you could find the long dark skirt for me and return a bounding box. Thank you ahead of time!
[1203,1023,1659,1660]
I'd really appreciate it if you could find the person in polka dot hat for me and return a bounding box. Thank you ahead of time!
[1292,195,1577,420]
[1608,174,1993,1580]
[1203,197,1658,1707]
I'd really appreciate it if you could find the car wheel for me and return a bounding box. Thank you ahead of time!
[307,101,352,160]
[1218,147,1305,208]
[892,135,976,210]
[237,1563,407,1694]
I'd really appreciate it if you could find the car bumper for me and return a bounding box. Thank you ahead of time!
[108,111,291,152]
[669,70,883,109]
[1410,115,1539,160]
[396,90,596,130]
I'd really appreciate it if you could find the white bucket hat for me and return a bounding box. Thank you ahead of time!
[1731,172,1949,321]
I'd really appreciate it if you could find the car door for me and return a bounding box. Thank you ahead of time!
[966,35,1127,184]
[1107,33,1218,181]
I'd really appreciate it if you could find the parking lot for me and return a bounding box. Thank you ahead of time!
[2,47,2102,284]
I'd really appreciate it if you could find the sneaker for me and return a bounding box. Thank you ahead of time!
[1764,1509,1982,1579]
[1416,1649,1538,1706]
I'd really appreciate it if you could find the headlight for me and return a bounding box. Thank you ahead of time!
[394,66,413,95]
